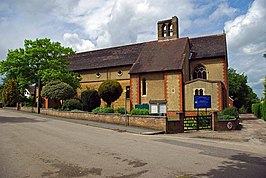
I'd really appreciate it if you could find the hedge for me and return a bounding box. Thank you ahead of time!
[252,101,266,120]
[131,108,149,115]
[62,99,82,111]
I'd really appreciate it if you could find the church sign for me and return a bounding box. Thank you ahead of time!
[194,95,211,109]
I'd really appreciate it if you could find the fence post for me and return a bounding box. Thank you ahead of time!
[212,112,218,131]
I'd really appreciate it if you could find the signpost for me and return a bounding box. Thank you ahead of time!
[194,95,211,115]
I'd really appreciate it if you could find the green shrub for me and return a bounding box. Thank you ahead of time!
[2,79,19,107]
[62,99,82,111]
[81,90,101,112]
[98,80,122,107]
[261,101,266,121]
[92,107,114,114]
[252,103,261,118]
[222,107,239,118]
[116,107,126,114]
[219,115,235,120]
[239,106,248,114]
[131,108,149,115]
[42,80,75,100]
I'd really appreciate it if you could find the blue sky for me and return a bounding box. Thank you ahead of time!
[0,0,265,98]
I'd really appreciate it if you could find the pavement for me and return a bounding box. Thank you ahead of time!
[7,108,165,135]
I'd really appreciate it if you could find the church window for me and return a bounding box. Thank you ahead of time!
[163,25,167,37]
[193,65,207,79]
[118,70,123,76]
[96,72,101,78]
[142,78,147,96]
[169,24,173,36]
[194,88,205,96]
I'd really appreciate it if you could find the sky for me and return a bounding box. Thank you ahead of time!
[0,0,265,98]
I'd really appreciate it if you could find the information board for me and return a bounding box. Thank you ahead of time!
[194,95,211,108]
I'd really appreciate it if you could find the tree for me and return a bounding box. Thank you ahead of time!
[41,80,75,101]
[228,68,259,112]
[98,80,122,107]
[263,53,266,100]
[81,90,101,112]
[2,79,19,106]
[0,38,80,91]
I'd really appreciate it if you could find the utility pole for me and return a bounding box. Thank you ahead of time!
[37,78,41,114]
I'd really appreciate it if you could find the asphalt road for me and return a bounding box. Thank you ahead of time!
[0,109,265,178]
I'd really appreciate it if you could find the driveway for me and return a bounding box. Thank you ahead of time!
[174,114,266,145]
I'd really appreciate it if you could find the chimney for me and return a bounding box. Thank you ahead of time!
[157,16,179,40]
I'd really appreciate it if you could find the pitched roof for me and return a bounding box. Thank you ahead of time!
[189,34,226,59]
[129,38,188,74]
[69,43,144,71]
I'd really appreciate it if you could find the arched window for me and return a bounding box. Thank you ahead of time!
[169,24,173,36]
[142,78,147,96]
[163,25,167,37]
[193,65,207,80]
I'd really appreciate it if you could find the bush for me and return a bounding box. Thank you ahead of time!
[98,80,122,107]
[81,90,101,112]
[42,80,75,101]
[252,103,261,118]
[62,99,82,111]
[222,107,239,118]
[2,79,19,107]
[261,101,266,121]
[116,107,126,114]
[131,108,149,115]
[92,107,114,114]
[239,106,248,114]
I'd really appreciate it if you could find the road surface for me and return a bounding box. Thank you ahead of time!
[0,109,265,178]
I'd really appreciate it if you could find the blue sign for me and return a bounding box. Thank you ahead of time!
[194,95,211,108]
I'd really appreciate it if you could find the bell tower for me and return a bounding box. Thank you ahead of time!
[157,16,179,40]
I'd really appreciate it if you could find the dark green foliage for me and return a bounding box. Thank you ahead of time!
[262,101,266,120]
[252,103,261,118]
[2,79,19,107]
[92,107,114,114]
[62,99,82,111]
[219,115,235,120]
[98,80,122,107]
[222,107,239,118]
[81,90,101,112]
[228,68,259,112]
[116,107,126,114]
[23,95,35,107]
[239,106,248,114]
[41,80,75,100]
[130,108,149,115]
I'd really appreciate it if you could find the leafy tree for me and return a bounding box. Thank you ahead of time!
[98,80,122,107]
[2,79,19,106]
[263,76,266,101]
[228,68,259,112]
[41,80,75,101]
[0,38,80,91]
[81,90,101,112]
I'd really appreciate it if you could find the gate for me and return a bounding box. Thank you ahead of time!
[184,115,212,131]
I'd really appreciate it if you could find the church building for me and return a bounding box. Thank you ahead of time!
[69,16,229,117]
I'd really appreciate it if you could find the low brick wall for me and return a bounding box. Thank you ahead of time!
[19,107,166,131]
[215,119,239,131]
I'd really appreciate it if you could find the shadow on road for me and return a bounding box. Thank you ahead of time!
[195,153,266,178]
[0,116,46,123]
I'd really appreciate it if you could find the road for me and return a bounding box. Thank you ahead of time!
[0,109,265,178]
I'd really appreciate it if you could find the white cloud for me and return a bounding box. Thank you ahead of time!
[63,33,95,52]
[224,0,266,55]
